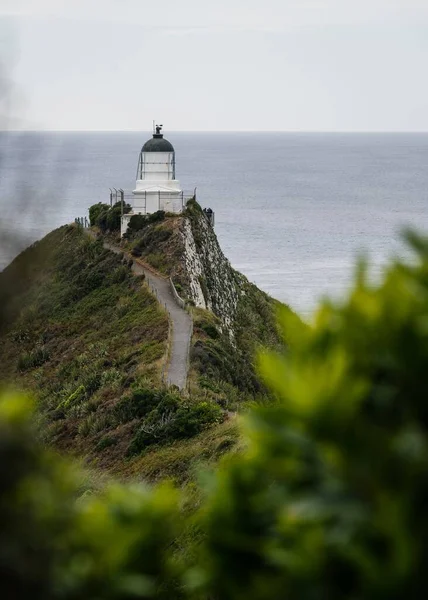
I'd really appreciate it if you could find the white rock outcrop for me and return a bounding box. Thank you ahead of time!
[180,210,241,334]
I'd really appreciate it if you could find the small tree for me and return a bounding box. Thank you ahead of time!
[88,201,131,233]
[88,203,109,227]
[127,214,148,233]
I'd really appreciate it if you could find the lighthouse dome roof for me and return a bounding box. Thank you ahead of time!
[142,134,175,153]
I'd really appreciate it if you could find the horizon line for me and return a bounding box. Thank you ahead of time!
[2,129,428,134]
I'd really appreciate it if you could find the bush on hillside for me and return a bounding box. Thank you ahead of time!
[17,346,50,371]
[114,386,224,454]
[114,386,180,423]
[128,399,223,455]
[89,201,131,233]
[89,202,109,226]
[148,210,166,224]
[126,211,166,235]
[128,214,148,232]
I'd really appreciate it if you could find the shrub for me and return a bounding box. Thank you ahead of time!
[96,435,117,451]
[131,245,143,257]
[126,211,166,237]
[110,265,128,283]
[115,386,180,423]
[128,398,223,455]
[128,214,149,232]
[78,412,96,437]
[200,322,219,339]
[88,201,131,233]
[147,210,166,224]
[17,347,50,371]
[169,401,223,439]
[78,411,112,437]
[89,202,109,226]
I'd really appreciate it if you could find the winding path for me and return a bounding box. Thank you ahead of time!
[88,233,192,390]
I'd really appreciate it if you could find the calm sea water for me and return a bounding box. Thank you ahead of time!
[1,132,428,316]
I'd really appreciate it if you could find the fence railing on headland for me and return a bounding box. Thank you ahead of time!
[75,217,89,228]
[74,187,215,231]
[108,189,135,207]
[169,278,187,310]
[107,187,216,227]
[108,188,197,212]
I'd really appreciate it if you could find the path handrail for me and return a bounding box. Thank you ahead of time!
[169,277,186,310]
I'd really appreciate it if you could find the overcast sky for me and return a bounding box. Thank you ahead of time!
[1,0,428,131]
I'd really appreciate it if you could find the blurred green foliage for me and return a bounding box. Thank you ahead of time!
[0,393,180,599]
[3,231,428,598]
[201,231,428,599]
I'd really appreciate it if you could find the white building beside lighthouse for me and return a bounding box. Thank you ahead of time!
[120,125,187,236]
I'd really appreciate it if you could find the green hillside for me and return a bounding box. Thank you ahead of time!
[0,224,248,479]
[0,204,297,481]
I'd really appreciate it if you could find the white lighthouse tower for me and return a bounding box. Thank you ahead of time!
[120,125,184,235]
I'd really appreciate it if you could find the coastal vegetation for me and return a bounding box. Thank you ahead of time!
[0,225,228,477]
[2,230,428,597]
[89,200,132,233]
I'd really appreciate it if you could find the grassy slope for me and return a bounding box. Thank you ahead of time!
[0,211,297,482]
[0,227,164,465]
[0,225,240,481]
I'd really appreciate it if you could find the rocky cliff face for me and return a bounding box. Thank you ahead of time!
[178,202,241,333]
[173,200,290,392]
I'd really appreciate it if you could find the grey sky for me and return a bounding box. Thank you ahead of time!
[1,0,428,131]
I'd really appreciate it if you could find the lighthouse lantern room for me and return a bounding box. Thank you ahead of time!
[120,125,185,235]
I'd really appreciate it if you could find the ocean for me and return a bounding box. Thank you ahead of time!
[1,131,428,317]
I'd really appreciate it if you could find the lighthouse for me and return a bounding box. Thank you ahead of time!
[120,125,185,235]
